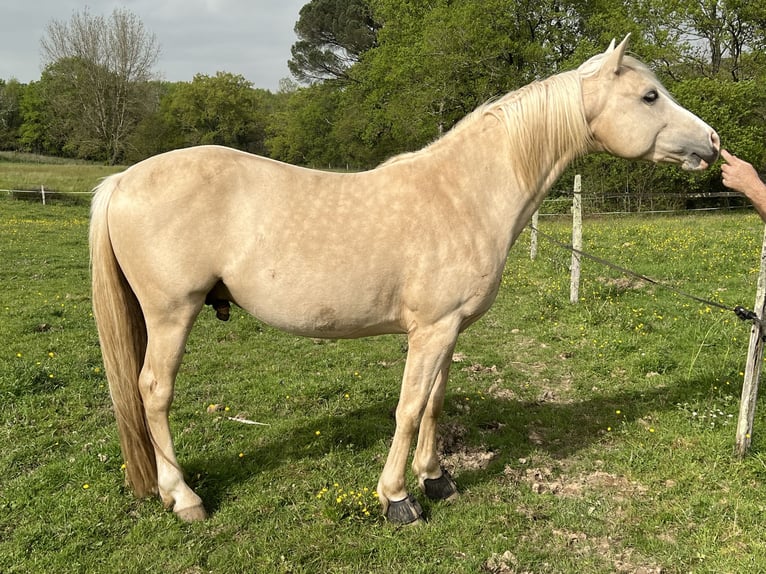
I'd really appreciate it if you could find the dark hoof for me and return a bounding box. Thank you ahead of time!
[423,469,458,501]
[386,494,423,525]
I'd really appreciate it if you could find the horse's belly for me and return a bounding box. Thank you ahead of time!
[226,273,406,339]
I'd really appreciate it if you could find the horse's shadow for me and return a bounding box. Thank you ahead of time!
[183,371,738,517]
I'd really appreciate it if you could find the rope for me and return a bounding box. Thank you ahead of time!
[528,224,766,338]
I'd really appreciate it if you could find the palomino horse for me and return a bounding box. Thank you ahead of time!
[90,36,719,524]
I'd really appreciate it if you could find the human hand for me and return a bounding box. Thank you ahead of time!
[721,149,766,221]
[721,149,764,196]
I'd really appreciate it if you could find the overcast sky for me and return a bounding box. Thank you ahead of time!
[0,0,308,91]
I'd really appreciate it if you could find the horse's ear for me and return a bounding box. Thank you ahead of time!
[600,34,630,76]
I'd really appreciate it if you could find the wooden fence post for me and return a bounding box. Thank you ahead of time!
[735,224,766,458]
[41,185,46,206]
[530,210,539,260]
[570,175,582,304]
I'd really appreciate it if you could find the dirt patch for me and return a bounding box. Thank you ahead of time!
[496,461,661,570]
[437,421,498,474]
[486,382,517,401]
[598,275,647,291]
[506,464,648,499]
[483,521,661,573]
[552,530,664,573]
[482,551,532,574]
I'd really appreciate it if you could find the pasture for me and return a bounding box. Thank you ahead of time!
[3,183,766,572]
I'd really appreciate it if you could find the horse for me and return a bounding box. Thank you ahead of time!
[90,35,719,524]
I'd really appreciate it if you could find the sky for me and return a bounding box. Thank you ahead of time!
[0,0,308,91]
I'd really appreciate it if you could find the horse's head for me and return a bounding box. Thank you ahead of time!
[580,35,719,171]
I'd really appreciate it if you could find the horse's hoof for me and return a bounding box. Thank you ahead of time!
[385,494,423,525]
[174,504,208,522]
[423,469,458,501]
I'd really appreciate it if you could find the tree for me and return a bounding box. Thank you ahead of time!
[0,79,24,149]
[40,7,160,163]
[162,72,276,154]
[267,82,346,166]
[289,0,380,83]
[334,0,589,164]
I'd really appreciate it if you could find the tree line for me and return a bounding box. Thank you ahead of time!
[1,1,766,206]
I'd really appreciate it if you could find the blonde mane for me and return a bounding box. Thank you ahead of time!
[381,70,594,191]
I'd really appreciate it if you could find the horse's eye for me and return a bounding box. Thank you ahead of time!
[643,90,659,104]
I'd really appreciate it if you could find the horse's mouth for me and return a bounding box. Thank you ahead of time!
[683,150,719,171]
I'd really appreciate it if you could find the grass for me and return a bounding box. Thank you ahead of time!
[3,188,766,572]
[0,151,123,195]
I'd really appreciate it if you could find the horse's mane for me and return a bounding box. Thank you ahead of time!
[381,69,594,192]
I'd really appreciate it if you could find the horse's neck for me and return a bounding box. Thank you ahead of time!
[430,109,583,245]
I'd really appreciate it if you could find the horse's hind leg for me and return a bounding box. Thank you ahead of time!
[140,304,207,521]
[412,358,458,502]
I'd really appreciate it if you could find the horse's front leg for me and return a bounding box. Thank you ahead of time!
[377,320,459,525]
[412,359,458,503]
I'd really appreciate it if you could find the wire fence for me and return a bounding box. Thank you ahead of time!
[1,186,755,216]
[535,190,752,217]
[1,187,92,206]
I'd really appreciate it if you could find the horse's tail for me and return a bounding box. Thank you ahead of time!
[90,174,157,497]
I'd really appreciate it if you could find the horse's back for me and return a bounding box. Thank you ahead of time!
[104,147,411,335]
[104,145,504,338]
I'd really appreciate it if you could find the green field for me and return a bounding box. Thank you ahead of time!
[3,185,766,572]
[0,152,123,196]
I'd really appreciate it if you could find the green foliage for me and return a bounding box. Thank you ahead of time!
[160,72,277,154]
[266,82,349,167]
[17,80,60,156]
[674,78,766,164]
[0,79,24,149]
[289,0,380,83]
[343,0,588,162]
